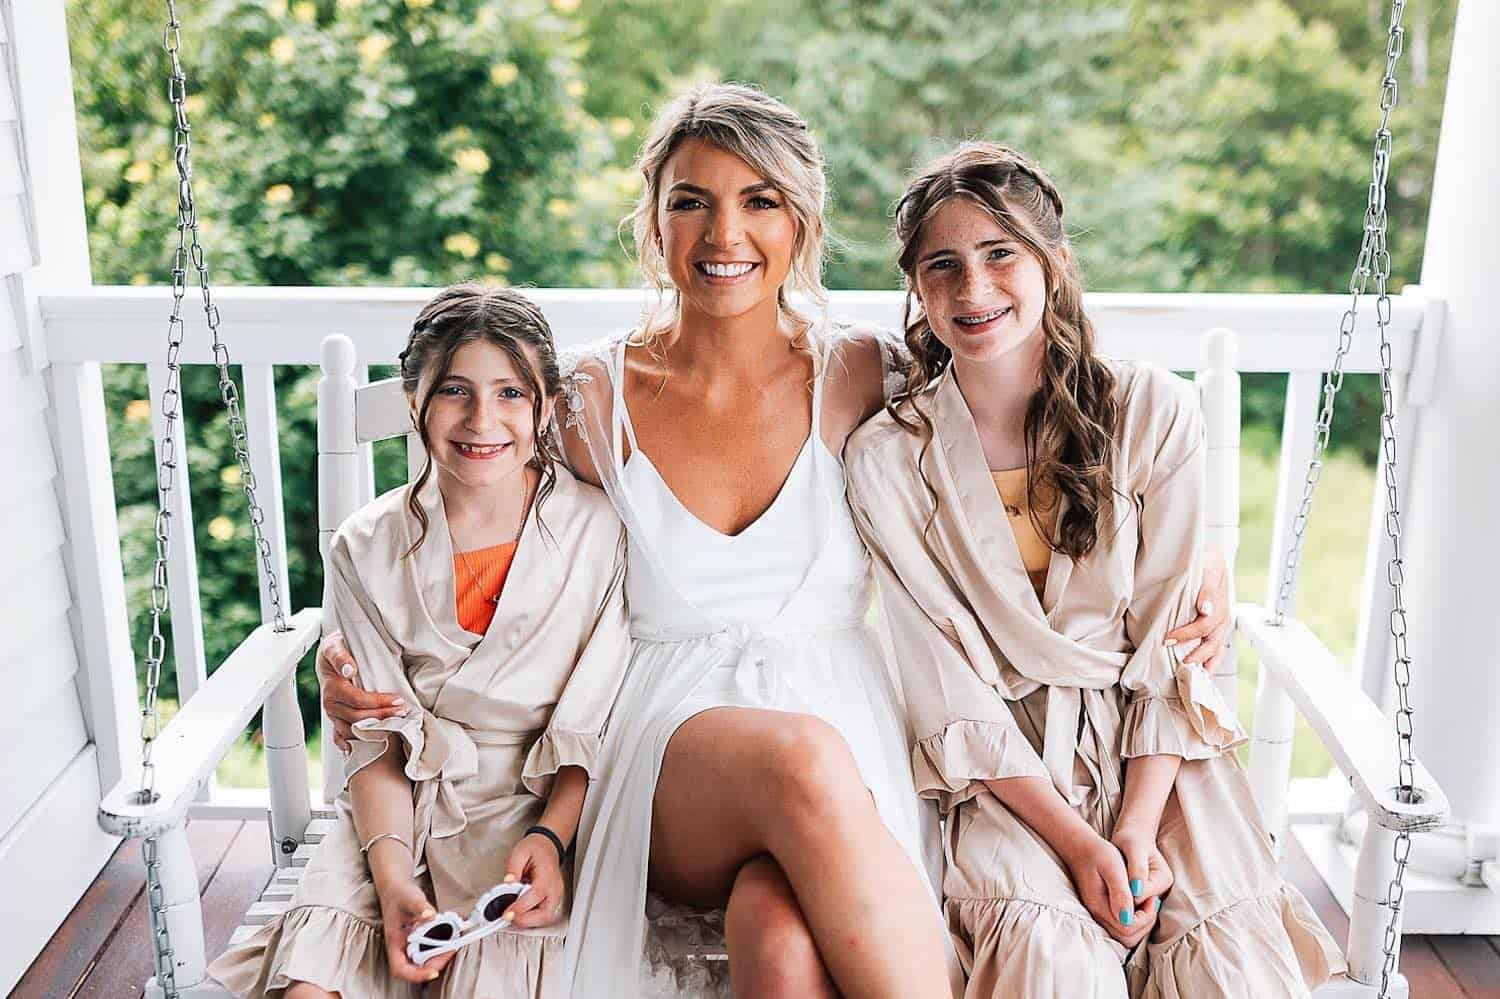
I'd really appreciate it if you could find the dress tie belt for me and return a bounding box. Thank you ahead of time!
[633,618,867,705]
[1040,685,1125,825]
[400,712,540,860]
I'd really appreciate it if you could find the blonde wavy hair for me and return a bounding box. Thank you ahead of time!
[626,82,830,345]
[890,142,1121,560]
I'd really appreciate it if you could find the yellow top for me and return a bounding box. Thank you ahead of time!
[991,469,1057,600]
[453,540,519,636]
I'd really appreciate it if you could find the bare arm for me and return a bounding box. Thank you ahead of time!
[983,777,1159,947]
[348,736,453,983]
[1109,754,1181,922]
[821,330,889,453]
[500,764,589,929]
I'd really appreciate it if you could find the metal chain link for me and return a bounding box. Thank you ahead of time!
[135,5,295,995]
[1269,4,1415,996]
[142,836,178,997]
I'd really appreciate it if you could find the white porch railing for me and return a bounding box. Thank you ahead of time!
[40,284,1438,782]
[40,285,1438,804]
[40,286,1450,996]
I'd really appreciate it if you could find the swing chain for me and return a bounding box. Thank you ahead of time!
[136,4,293,995]
[143,835,179,998]
[1268,3,1414,996]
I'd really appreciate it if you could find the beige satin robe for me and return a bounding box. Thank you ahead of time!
[846,361,1342,999]
[210,468,631,999]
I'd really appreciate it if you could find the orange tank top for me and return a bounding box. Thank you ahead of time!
[991,468,1057,601]
[453,541,519,636]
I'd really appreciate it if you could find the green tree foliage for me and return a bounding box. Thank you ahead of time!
[66,0,1455,735]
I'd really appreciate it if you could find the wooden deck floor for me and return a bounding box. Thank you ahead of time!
[12,818,1500,998]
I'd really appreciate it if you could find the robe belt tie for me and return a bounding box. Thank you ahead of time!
[373,710,539,861]
[633,618,867,705]
[1039,685,1125,822]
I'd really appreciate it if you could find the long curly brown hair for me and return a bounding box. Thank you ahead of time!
[399,283,564,556]
[889,142,1120,560]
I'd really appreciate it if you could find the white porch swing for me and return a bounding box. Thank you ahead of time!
[96,1,1450,997]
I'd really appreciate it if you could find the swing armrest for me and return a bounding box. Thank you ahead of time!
[98,608,323,838]
[1236,603,1448,832]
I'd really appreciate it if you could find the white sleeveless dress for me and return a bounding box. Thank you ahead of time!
[561,327,953,998]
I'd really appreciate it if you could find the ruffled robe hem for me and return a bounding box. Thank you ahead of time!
[913,718,1052,815]
[949,884,1343,999]
[1127,885,1345,999]
[207,902,566,999]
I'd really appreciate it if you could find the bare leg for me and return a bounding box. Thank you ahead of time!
[650,708,950,999]
[283,985,339,999]
[724,854,839,999]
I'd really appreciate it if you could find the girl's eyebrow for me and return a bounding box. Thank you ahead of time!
[441,373,527,386]
[918,238,1013,265]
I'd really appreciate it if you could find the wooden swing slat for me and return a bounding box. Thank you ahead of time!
[97,608,322,840]
[1239,603,1448,833]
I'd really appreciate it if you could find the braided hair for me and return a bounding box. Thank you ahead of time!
[889,142,1121,560]
[399,283,564,556]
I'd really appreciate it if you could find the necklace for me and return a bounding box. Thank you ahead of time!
[455,545,505,605]
[449,471,534,607]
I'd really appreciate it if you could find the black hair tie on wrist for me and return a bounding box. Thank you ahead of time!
[525,824,568,865]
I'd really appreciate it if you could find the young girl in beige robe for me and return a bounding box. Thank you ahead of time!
[209,285,631,999]
[845,144,1343,998]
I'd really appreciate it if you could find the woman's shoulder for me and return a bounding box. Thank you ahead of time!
[822,317,909,386]
[558,333,627,388]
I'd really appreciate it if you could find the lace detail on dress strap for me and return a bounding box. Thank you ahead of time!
[878,330,912,402]
[562,369,594,442]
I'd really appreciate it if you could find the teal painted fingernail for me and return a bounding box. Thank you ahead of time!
[1130,878,1143,897]
[1120,909,1133,926]
[1155,897,1162,910]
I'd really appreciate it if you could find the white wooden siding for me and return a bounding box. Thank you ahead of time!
[0,2,119,992]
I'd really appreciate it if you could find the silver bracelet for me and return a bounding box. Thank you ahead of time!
[360,831,413,856]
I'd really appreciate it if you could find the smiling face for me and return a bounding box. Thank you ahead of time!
[413,339,555,494]
[656,138,799,324]
[911,196,1053,367]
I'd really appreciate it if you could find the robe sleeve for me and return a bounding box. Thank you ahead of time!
[521,524,632,798]
[847,454,1049,817]
[1118,379,1245,759]
[324,537,430,788]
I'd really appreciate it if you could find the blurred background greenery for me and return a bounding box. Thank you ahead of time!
[65,0,1456,785]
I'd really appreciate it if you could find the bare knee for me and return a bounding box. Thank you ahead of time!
[724,857,831,998]
[283,984,339,999]
[760,715,870,832]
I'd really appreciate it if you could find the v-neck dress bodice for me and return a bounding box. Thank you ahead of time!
[615,339,874,635]
[561,326,955,998]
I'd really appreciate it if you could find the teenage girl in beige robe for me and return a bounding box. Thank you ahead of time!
[845,144,1343,998]
[209,286,631,998]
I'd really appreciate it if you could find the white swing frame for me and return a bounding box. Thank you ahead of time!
[90,320,1448,998]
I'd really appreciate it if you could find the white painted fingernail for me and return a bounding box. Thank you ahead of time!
[340,664,354,679]
[1202,600,1214,616]
[1164,638,1177,648]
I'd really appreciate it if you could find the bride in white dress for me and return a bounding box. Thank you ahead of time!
[317,82,1231,998]
[553,85,959,998]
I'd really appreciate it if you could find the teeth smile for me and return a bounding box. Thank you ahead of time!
[454,442,508,456]
[955,308,1010,326]
[697,262,756,277]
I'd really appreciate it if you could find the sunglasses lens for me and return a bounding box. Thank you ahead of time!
[425,921,456,942]
[483,892,518,922]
